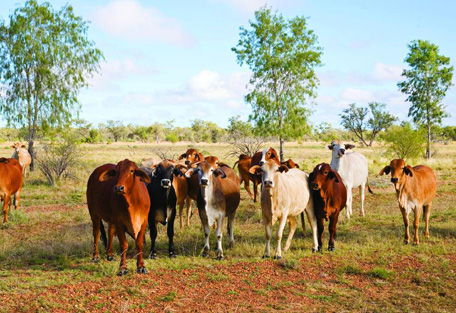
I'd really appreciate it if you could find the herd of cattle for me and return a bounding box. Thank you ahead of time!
[0,141,437,276]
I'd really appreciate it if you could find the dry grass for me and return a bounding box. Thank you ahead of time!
[0,141,455,312]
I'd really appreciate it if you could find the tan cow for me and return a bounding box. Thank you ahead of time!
[379,159,436,245]
[250,160,318,258]
[11,143,31,178]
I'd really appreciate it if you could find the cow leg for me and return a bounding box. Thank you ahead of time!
[198,207,211,257]
[345,186,352,219]
[90,214,101,262]
[215,215,224,260]
[186,197,192,226]
[244,179,253,199]
[13,187,21,210]
[305,209,319,252]
[400,207,410,244]
[317,218,325,252]
[253,181,258,203]
[263,220,272,258]
[284,216,297,252]
[178,202,184,229]
[116,230,129,276]
[107,223,116,261]
[423,203,432,239]
[167,208,177,258]
[135,222,148,274]
[359,183,366,217]
[328,214,338,252]
[274,215,288,260]
[227,212,235,248]
[149,220,158,259]
[413,206,421,245]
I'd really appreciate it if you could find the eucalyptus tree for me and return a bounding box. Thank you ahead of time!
[232,7,322,161]
[0,0,103,168]
[398,40,453,159]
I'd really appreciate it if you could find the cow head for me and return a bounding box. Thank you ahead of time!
[327,140,355,158]
[100,159,150,195]
[185,161,226,187]
[11,142,26,152]
[153,160,185,189]
[204,156,219,168]
[259,147,279,166]
[309,163,339,191]
[379,159,413,187]
[249,159,288,189]
[282,159,299,169]
[179,148,203,165]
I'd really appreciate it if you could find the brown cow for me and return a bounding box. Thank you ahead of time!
[309,163,347,252]
[11,143,31,178]
[379,159,436,245]
[86,159,151,276]
[281,159,300,169]
[233,154,253,198]
[179,148,204,165]
[250,148,280,202]
[0,158,23,223]
[185,161,240,259]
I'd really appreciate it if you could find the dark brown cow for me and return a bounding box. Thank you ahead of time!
[179,148,204,165]
[0,158,23,223]
[185,161,240,259]
[379,159,437,245]
[309,163,347,252]
[86,159,150,276]
[281,159,300,169]
[233,154,253,198]
[250,148,280,202]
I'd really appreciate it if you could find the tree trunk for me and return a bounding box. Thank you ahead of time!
[427,120,431,159]
[279,137,284,163]
[28,133,35,171]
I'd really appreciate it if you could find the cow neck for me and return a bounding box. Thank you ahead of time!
[124,177,145,209]
[330,157,341,171]
[395,173,412,198]
[199,180,215,205]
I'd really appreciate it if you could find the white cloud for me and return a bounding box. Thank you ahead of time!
[373,63,403,81]
[340,88,373,102]
[93,0,194,47]
[214,0,295,14]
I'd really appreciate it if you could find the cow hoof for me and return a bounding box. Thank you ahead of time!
[273,256,282,260]
[262,255,270,259]
[403,240,409,245]
[216,255,224,261]
[312,248,317,253]
[117,268,129,276]
[91,257,100,263]
[413,242,419,246]
[328,246,335,252]
[149,252,157,259]
[107,255,114,262]
[137,267,148,274]
[317,246,322,252]
[169,251,177,258]
[202,252,208,258]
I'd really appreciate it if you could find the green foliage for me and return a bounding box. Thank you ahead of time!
[381,122,426,159]
[165,132,178,143]
[312,122,353,142]
[232,6,322,159]
[367,267,394,280]
[398,40,454,158]
[105,120,128,142]
[340,102,397,146]
[191,119,226,143]
[227,115,253,142]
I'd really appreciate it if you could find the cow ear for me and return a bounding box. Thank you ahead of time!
[277,165,289,173]
[100,169,116,182]
[345,144,355,150]
[0,157,9,163]
[10,144,15,148]
[190,161,201,169]
[403,166,413,177]
[195,154,201,161]
[249,165,261,175]
[135,169,151,183]
[214,168,226,178]
[328,171,339,182]
[178,153,186,160]
[379,166,391,176]
[327,145,333,150]
[21,145,26,148]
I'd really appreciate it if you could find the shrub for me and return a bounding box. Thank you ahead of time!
[381,122,426,159]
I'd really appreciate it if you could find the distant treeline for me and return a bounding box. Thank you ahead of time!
[1,118,455,144]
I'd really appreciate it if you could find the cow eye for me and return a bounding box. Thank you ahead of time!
[324,171,328,175]
[210,169,214,172]
[130,170,134,174]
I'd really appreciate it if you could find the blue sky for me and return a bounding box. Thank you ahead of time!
[1,0,455,128]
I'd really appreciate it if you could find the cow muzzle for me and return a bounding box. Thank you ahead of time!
[263,180,274,188]
[161,179,171,188]
[114,185,125,194]
[200,178,209,186]
[338,149,345,157]
[311,182,319,190]
[391,178,398,183]
[185,160,190,165]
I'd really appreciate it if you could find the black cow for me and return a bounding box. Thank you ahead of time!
[144,160,184,258]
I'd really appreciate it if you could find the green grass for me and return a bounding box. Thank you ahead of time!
[0,141,455,312]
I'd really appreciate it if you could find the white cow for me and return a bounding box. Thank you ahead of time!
[249,159,318,258]
[328,140,372,219]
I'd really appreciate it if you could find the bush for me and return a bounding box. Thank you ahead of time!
[381,122,426,159]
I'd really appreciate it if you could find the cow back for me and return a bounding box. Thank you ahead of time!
[0,158,22,195]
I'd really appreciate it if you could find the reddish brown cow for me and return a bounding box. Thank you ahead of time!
[250,148,281,202]
[379,159,437,245]
[86,159,151,276]
[309,163,347,252]
[233,154,253,198]
[0,158,23,223]
[179,148,204,165]
[281,159,300,169]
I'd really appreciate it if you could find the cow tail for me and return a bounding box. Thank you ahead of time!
[232,160,239,169]
[100,220,108,248]
[367,178,374,194]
